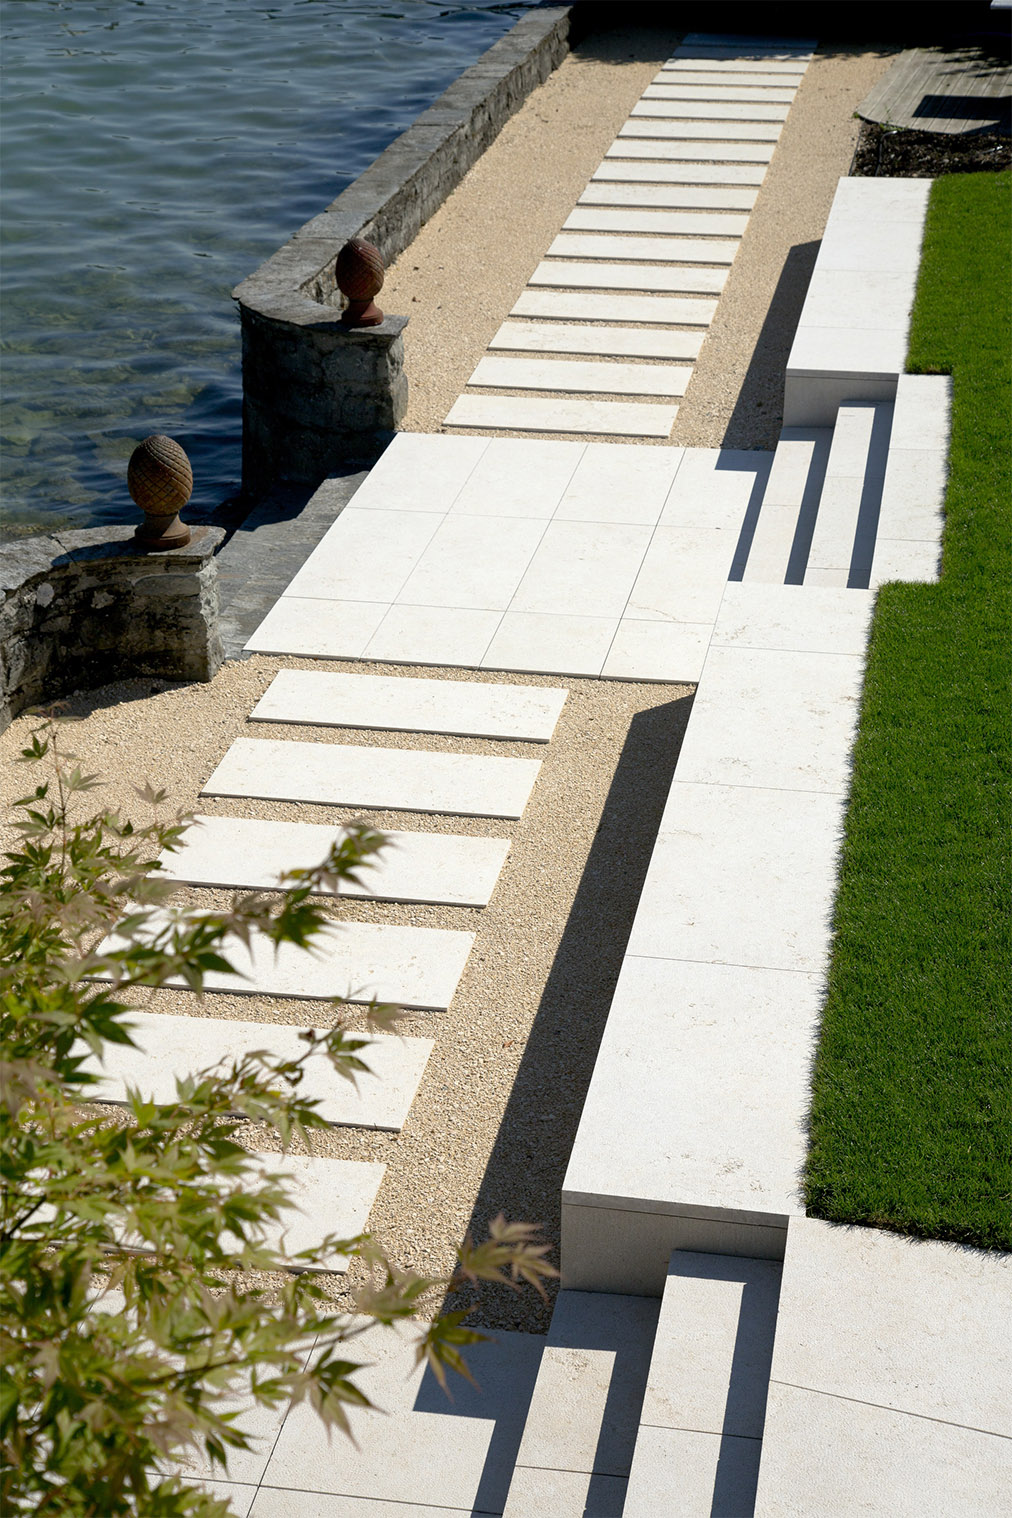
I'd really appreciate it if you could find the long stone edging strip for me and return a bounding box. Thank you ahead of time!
[232,5,572,493]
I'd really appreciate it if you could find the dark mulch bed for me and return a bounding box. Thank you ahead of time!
[852,121,1012,177]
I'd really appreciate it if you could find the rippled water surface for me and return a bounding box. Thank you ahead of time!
[1,0,529,534]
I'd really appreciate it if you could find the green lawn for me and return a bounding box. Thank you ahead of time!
[805,172,1012,1251]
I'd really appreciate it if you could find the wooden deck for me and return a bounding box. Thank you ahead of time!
[858,45,1011,135]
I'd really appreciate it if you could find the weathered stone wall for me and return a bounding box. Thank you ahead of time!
[1,527,224,731]
[233,5,572,496]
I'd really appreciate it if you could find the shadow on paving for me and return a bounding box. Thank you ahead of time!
[721,241,820,451]
[440,690,694,1335]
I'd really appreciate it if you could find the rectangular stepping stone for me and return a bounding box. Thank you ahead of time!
[564,206,748,235]
[512,289,718,325]
[579,183,757,211]
[444,393,677,439]
[80,1013,433,1130]
[619,118,781,140]
[655,68,805,88]
[665,54,809,72]
[161,815,511,907]
[644,83,796,104]
[243,1154,385,1271]
[251,669,568,741]
[203,737,541,819]
[548,232,740,263]
[468,355,690,398]
[592,161,766,186]
[488,320,704,361]
[99,912,475,1011]
[529,259,727,295]
[606,138,774,163]
[631,101,789,121]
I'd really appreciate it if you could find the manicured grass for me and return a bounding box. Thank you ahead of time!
[805,173,1011,1250]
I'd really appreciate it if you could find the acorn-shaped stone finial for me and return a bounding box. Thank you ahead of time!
[335,237,385,328]
[128,435,193,549]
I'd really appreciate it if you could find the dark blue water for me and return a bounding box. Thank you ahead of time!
[0,0,530,536]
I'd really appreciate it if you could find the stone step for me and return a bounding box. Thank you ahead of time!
[548,231,740,264]
[160,815,511,907]
[250,668,568,741]
[564,205,749,235]
[870,373,949,588]
[740,427,832,584]
[203,737,542,819]
[488,319,705,360]
[502,1290,660,1517]
[467,354,691,398]
[591,160,767,186]
[511,287,718,324]
[624,1251,782,1518]
[529,258,728,294]
[579,182,758,211]
[444,392,678,438]
[78,1011,433,1130]
[99,910,476,1011]
[606,137,775,163]
[805,400,892,588]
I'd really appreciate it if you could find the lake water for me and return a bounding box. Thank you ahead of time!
[0,0,530,536]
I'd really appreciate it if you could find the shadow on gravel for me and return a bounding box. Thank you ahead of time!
[721,241,821,451]
[441,690,694,1334]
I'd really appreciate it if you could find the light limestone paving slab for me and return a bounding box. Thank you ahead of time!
[869,537,941,587]
[643,83,796,104]
[890,372,951,451]
[161,815,511,907]
[251,1495,477,1518]
[625,525,741,624]
[562,956,822,1225]
[510,520,653,619]
[591,160,766,186]
[511,288,719,325]
[606,138,774,163]
[467,354,690,398]
[448,435,584,518]
[743,428,832,583]
[753,1383,1011,1518]
[189,1483,257,1518]
[712,582,875,656]
[346,431,487,513]
[654,67,805,88]
[658,446,772,530]
[578,182,757,210]
[100,913,475,1011]
[830,174,932,222]
[512,1290,659,1479]
[630,99,789,121]
[250,669,567,741]
[815,218,924,275]
[601,620,712,683]
[663,55,809,73]
[395,513,545,610]
[642,1252,781,1438]
[283,509,444,604]
[244,597,388,659]
[770,1217,1012,1435]
[876,448,948,540]
[237,1153,385,1271]
[564,205,749,235]
[676,646,864,793]
[261,1321,543,1508]
[805,475,864,586]
[787,324,908,383]
[487,319,704,361]
[363,605,502,667]
[528,259,727,295]
[797,268,915,331]
[677,33,815,52]
[548,231,740,263]
[482,613,618,679]
[619,117,782,140]
[556,442,683,525]
[79,1012,433,1130]
[444,394,677,439]
[203,738,541,820]
[503,1468,628,1518]
[624,1425,761,1518]
[629,782,846,972]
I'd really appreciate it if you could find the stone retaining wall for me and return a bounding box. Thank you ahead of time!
[233,5,573,495]
[0,528,224,731]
